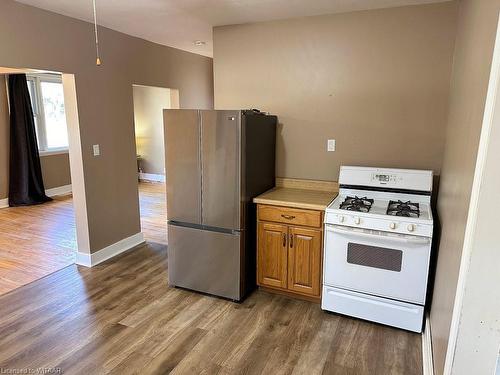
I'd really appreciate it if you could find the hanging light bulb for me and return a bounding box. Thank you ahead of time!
[92,0,101,66]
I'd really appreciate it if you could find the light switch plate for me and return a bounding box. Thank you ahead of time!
[93,144,100,156]
[327,139,336,152]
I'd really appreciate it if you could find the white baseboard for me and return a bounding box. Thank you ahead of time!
[422,313,434,375]
[46,184,72,197]
[139,172,165,183]
[76,232,145,267]
[0,198,8,208]
[0,184,72,208]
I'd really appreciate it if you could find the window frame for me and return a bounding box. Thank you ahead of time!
[26,73,69,156]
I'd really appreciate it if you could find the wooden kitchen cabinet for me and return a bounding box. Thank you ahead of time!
[257,222,288,289]
[257,204,324,301]
[287,226,322,296]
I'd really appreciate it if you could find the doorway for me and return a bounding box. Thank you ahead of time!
[132,84,179,245]
[0,67,87,296]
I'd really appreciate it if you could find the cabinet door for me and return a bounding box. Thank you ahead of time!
[257,222,288,289]
[288,227,322,296]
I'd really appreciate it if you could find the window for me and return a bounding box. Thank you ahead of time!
[26,74,69,154]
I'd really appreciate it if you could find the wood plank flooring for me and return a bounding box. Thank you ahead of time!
[0,194,76,296]
[0,181,422,374]
[137,182,167,245]
[0,182,166,296]
[0,242,423,375]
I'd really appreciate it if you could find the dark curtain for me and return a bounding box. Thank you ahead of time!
[8,74,52,206]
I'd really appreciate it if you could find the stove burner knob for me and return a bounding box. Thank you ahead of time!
[390,222,396,230]
[339,216,345,223]
[407,224,415,232]
[354,217,361,225]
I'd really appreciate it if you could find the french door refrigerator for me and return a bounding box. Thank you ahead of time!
[164,109,277,301]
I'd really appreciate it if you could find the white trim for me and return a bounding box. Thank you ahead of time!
[40,148,69,157]
[0,198,8,209]
[26,73,69,153]
[26,72,62,81]
[62,74,91,256]
[0,185,72,208]
[422,314,434,375]
[139,172,165,183]
[5,77,10,113]
[45,184,72,197]
[443,12,500,375]
[76,232,145,267]
[132,83,179,91]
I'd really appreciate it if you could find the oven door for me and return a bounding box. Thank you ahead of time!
[323,224,431,304]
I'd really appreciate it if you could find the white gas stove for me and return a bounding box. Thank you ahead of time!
[322,166,434,333]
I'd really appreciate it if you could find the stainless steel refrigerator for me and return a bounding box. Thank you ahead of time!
[164,109,277,301]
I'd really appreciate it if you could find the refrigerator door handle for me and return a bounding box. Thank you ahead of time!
[168,220,242,236]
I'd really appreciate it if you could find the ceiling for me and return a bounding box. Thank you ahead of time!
[15,0,449,57]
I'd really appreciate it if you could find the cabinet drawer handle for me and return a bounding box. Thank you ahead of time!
[290,233,293,248]
[282,233,287,247]
[281,214,296,220]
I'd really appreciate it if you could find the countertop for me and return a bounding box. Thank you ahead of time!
[253,186,338,211]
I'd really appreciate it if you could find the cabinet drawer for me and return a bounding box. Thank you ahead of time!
[258,205,322,228]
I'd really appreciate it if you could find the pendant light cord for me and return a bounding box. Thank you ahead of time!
[92,0,101,65]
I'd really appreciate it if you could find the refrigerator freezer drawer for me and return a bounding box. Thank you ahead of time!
[321,286,424,333]
[168,224,242,301]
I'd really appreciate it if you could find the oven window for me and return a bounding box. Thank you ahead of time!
[347,243,402,272]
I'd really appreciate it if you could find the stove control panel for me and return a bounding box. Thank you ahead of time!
[326,213,433,237]
[339,166,433,192]
[372,173,399,185]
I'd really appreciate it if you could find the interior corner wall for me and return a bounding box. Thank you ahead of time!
[170,89,180,109]
[0,0,214,251]
[430,0,500,373]
[213,2,458,181]
[449,21,500,371]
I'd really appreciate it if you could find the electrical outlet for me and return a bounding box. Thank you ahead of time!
[93,144,100,156]
[327,139,336,152]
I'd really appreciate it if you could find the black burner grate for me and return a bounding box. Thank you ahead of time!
[340,196,374,213]
[387,200,420,218]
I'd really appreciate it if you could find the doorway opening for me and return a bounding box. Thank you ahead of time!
[0,67,87,296]
[132,84,179,245]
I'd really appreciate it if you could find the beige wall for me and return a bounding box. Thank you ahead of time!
[0,0,214,251]
[0,74,71,199]
[430,1,500,373]
[450,19,500,371]
[40,153,71,189]
[213,2,458,181]
[133,85,177,175]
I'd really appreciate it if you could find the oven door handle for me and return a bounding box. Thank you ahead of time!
[326,225,430,245]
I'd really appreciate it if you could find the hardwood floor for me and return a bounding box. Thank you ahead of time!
[0,182,166,296]
[0,194,76,296]
[0,182,422,374]
[137,182,167,245]
[0,242,422,375]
